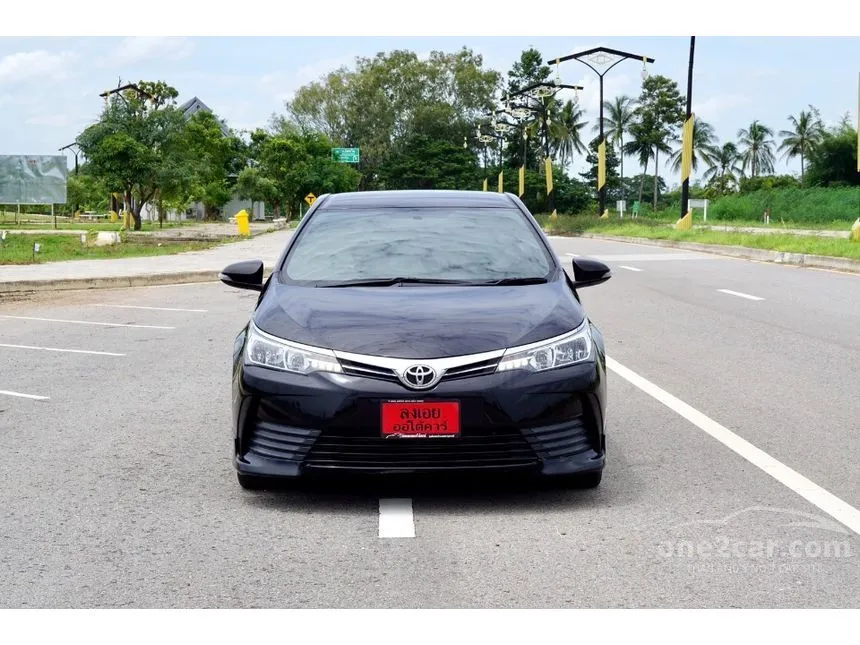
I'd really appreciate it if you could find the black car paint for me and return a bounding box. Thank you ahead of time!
[227,191,609,484]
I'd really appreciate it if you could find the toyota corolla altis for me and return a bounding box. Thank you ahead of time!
[221,190,611,490]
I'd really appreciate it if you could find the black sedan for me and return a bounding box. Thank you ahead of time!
[221,190,611,490]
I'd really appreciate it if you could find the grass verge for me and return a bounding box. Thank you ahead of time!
[538,215,860,261]
[0,234,225,265]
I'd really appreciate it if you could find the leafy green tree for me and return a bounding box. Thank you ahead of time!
[737,120,776,178]
[778,106,824,185]
[286,47,499,191]
[805,115,860,187]
[631,75,685,209]
[76,81,187,230]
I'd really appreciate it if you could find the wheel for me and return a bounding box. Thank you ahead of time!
[237,473,269,490]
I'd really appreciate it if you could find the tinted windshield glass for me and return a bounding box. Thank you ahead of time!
[282,207,554,284]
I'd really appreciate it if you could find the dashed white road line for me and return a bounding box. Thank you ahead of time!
[0,343,126,357]
[379,498,415,538]
[0,315,174,330]
[92,304,208,313]
[717,289,764,301]
[0,389,49,401]
[606,355,860,536]
[619,265,643,272]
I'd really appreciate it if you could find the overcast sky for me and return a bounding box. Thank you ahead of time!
[1,36,858,187]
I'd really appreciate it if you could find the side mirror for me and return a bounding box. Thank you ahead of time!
[220,260,264,291]
[571,257,611,289]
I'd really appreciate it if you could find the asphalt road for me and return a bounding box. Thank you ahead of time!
[1,236,858,608]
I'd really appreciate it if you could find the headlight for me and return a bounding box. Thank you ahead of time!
[245,323,342,375]
[497,320,593,373]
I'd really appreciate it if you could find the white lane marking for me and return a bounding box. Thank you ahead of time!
[0,315,174,330]
[379,498,415,538]
[0,343,125,357]
[606,355,860,536]
[619,265,643,272]
[92,304,208,313]
[0,389,49,401]
[717,289,764,301]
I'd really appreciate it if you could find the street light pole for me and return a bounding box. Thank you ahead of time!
[551,47,654,217]
[505,82,582,218]
[680,36,696,224]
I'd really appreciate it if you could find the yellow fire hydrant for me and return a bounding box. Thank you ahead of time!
[235,209,251,236]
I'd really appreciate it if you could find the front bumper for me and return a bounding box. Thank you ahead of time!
[232,358,607,480]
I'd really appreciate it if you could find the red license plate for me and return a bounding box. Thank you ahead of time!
[381,401,460,438]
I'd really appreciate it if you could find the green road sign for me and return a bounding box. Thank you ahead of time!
[332,147,360,163]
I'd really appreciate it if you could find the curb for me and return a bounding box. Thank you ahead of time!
[0,266,277,295]
[546,231,860,274]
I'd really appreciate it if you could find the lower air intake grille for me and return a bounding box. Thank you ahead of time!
[521,419,593,459]
[247,422,320,462]
[302,428,538,471]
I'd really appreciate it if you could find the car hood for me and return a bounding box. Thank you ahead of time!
[253,277,585,359]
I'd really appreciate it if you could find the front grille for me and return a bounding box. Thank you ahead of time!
[247,421,320,462]
[303,427,538,471]
[521,419,593,460]
[339,358,399,383]
[338,356,501,387]
[442,357,500,381]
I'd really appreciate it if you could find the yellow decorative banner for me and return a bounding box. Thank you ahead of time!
[598,141,606,190]
[498,171,504,193]
[482,178,488,192]
[681,114,695,182]
[545,158,553,194]
[518,166,525,197]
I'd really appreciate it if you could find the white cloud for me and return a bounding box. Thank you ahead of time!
[0,50,77,84]
[692,94,749,121]
[100,37,193,68]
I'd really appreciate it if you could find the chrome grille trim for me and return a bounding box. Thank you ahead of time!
[333,347,505,388]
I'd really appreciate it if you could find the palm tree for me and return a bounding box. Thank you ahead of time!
[594,95,637,197]
[668,118,718,175]
[703,142,743,183]
[624,121,655,208]
[737,120,776,178]
[778,106,824,185]
[551,99,588,170]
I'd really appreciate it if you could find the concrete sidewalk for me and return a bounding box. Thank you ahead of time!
[0,229,294,294]
[696,223,850,238]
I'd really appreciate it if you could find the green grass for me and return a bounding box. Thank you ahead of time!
[0,234,225,265]
[538,214,860,261]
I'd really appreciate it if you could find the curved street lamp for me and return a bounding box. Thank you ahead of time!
[549,46,654,217]
[504,81,584,216]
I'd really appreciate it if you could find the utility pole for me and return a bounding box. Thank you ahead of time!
[680,37,696,224]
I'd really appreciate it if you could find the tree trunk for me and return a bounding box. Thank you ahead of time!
[125,189,142,231]
[619,138,625,201]
[652,148,659,210]
[638,162,646,207]
[273,200,281,219]
[800,151,804,187]
[157,196,164,229]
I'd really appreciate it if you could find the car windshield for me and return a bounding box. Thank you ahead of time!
[281,206,555,285]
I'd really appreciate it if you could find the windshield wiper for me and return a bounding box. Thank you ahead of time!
[318,277,477,288]
[475,276,549,286]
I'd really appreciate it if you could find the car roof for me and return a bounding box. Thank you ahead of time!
[317,190,519,210]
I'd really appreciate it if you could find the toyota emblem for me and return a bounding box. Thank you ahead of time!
[401,364,437,389]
